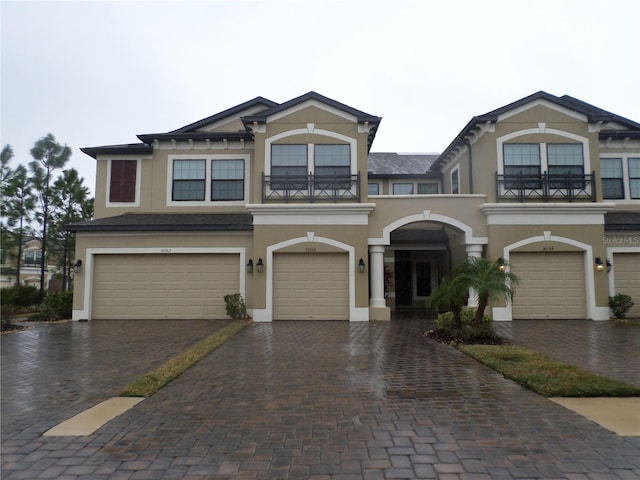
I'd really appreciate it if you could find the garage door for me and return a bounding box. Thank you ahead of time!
[273,252,348,320]
[510,252,586,319]
[613,253,640,318]
[92,253,239,319]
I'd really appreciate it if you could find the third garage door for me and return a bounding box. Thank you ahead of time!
[273,252,349,320]
[510,251,586,319]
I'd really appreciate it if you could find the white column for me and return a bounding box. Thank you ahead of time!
[369,245,386,308]
[466,244,483,307]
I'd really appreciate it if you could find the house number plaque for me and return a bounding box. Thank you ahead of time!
[160,248,172,253]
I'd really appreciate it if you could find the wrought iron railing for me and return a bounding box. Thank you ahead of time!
[496,171,596,202]
[262,172,360,202]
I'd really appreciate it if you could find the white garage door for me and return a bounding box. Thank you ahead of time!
[510,252,586,319]
[613,253,640,318]
[92,253,240,319]
[273,253,349,320]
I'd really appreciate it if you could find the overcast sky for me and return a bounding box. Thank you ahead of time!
[2,0,639,196]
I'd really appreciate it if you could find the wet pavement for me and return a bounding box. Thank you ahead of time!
[2,319,640,479]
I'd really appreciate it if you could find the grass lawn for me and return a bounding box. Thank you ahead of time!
[120,320,248,397]
[459,344,640,397]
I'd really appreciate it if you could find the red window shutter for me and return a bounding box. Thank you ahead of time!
[109,160,137,202]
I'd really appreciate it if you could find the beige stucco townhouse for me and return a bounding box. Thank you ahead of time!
[69,91,640,321]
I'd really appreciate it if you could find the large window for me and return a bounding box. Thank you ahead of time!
[547,144,584,176]
[271,145,308,189]
[24,250,42,266]
[504,144,541,188]
[109,160,137,203]
[601,158,624,199]
[630,158,640,199]
[211,159,244,201]
[315,144,350,188]
[172,159,205,201]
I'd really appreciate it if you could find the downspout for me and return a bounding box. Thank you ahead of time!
[464,140,473,194]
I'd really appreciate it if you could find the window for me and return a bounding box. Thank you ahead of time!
[315,145,350,189]
[504,144,541,188]
[393,183,414,195]
[271,145,308,189]
[24,250,42,266]
[548,144,584,188]
[368,183,380,195]
[451,169,460,194]
[211,159,244,201]
[630,158,640,199]
[109,160,137,203]
[601,158,624,199]
[418,183,438,194]
[172,160,205,201]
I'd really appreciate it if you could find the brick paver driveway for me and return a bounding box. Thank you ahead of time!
[2,319,639,479]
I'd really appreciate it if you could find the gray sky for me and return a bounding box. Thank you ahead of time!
[2,0,639,196]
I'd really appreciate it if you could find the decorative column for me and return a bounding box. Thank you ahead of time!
[466,244,483,307]
[369,245,390,320]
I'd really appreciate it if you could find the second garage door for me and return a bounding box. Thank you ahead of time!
[92,253,239,320]
[613,252,640,318]
[510,251,586,319]
[273,252,349,320]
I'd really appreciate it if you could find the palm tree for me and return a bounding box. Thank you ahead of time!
[428,270,468,328]
[458,257,518,326]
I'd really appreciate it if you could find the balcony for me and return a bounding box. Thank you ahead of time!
[262,172,361,203]
[496,171,596,202]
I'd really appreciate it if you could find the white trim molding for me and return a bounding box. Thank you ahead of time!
[247,203,375,225]
[72,247,246,321]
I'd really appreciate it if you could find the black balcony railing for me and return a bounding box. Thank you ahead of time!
[262,172,360,202]
[496,171,596,202]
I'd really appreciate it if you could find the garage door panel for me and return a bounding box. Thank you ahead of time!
[511,252,586,319]
[274,253,348,320]
[92,253,239,320]
[613,253,640,318]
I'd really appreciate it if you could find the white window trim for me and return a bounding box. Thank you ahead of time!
[106,159,141,208]
[166,154,250,207]
[600,154,640,202]
[450,166,460,194]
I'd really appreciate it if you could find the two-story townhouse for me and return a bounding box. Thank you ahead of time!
[69,91,640,321]
[0,237,57,289]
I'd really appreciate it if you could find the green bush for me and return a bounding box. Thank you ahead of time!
[609,294,634,319]
[40,291,73,320]
[435,308,502,344]
[1,284,40,308]
[224,293,247,320]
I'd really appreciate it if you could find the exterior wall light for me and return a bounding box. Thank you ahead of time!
[256,258,264,273]
[74,260,82,273]
[497,257,506,273]
[358,258,366,273]
[595,257,605,272]
[246,259,253,273]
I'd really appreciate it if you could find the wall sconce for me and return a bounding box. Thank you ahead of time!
[256,258,264,273]
[595,257,605,272]
[246,259,253,274]
[497,257,506,273]
[74,260,82,273]
[358,258,366,273]
[606,259,612,273]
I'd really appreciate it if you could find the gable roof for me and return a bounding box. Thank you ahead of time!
[433,91,640,169]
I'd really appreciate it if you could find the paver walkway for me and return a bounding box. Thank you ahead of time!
[2,319,640,479]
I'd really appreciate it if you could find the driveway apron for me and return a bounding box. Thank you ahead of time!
[2,319,640,479]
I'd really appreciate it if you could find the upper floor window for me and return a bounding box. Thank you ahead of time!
[451,168,460,194]
[504,144,541,179]
[601,158,624,199]
[24,250,42,266]
[368,183,380,195]
[630,158,640,199]
[211,159,244,201]
[393,183,414,195]
[547,144,584,176]
[271,145,308,190]
[109,160,137,203]
[315,145,350,189]
[172,159,206,201]
[418,183,438,194]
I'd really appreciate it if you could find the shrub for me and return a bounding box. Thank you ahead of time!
[40,291,73,320]
[224,293,247,320]
[435,308,502,344]
[609,294,634,319]
[1,284,40,308]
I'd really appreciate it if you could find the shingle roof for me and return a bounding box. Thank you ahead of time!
[604,212,640,231]
[66,213,253,232]
[367,153,439,176]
